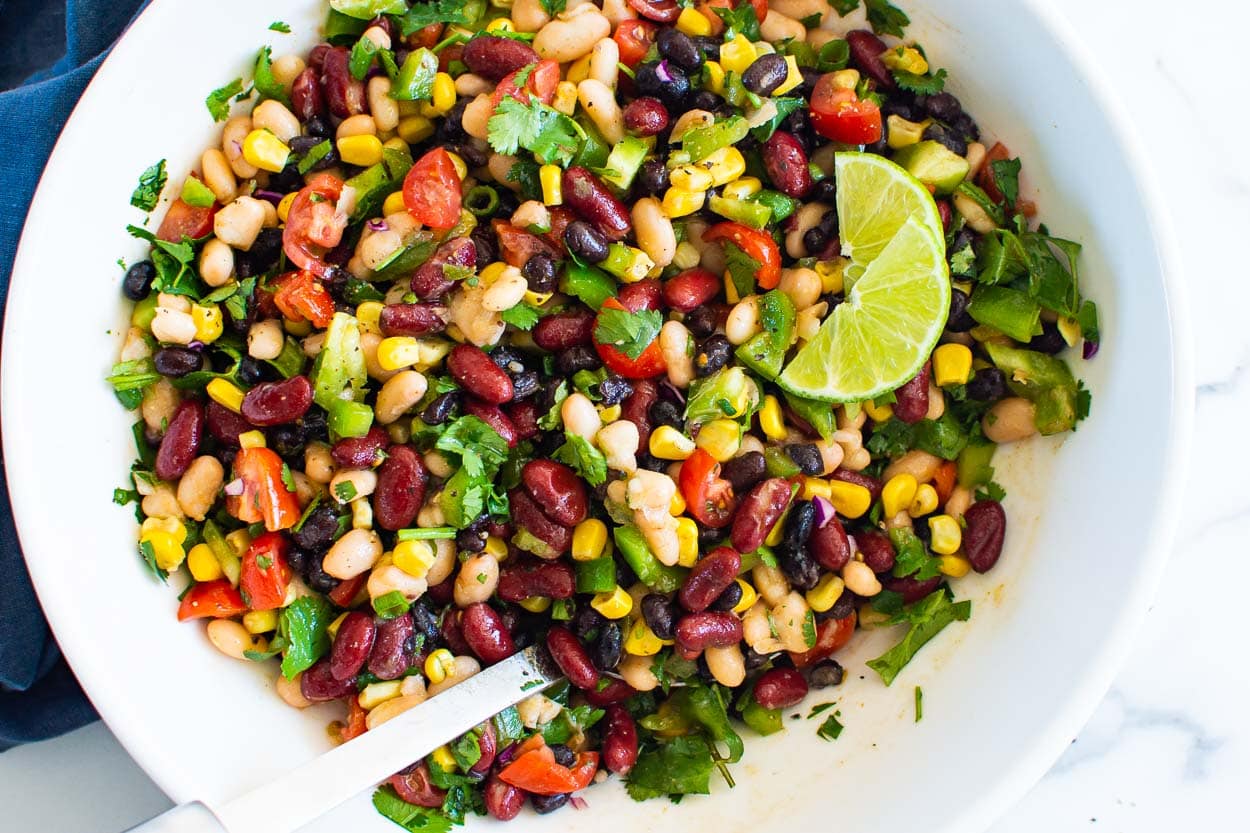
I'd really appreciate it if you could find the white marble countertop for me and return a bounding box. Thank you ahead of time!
[4,0,1247,830]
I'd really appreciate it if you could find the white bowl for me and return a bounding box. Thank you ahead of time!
[2,0,1190,830]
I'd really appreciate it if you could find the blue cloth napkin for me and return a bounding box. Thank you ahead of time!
[0,0,148,749]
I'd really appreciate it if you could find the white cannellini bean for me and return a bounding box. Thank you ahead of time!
[725,296,762,345]
[561,392,601,440]
[376,371,428,425]
[534,9,610,63]
[883,449,943,484]
[330,469,378,503]
[199,238,235,288]
[632,197,676,268]
[366,692,427,729]
[596,420,639,473]
[150,308,197,345]
[778,267,822,309]
[785,202,828,259]
[752,564,790,606]
[618,653,659,692]
[207,620,261,660]
[221,116,258,178]
[589,37,620,89]
[577,79,624,145]
[141,484,183,520]
[488,154,522,192]
[270,54,306,89]
[367,563,428,603]
[367,76,400,132]
[454,553,500,606]
[119,327,151,362]
[427,656,481,696]
[670,110,714,143]
[660,320,695,389]
[247,318,285,360]
[454,73,494,98]
[705,644,746,688]
[461,94,494,141]
[760,9,806,42]
[252,99,301,142]
[600,0,636,25]
[141,378,180,432]
[771,591,814,652]
[518,694,563,728]
[423,450,453,479]
[482,268,529,311]
[176,456,224,521]
[511,0,552,31]
[511,200,550,231]
[359,228,404,270]
[323,529,383,579]
[304,443,334,484]
[275,672,313,709]
[200,149,236,204]
[842,560,882,597]
[426,539,458,586]
[213,197,267,250]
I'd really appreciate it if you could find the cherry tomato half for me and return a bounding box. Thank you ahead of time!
[491,59,560,108]
[498,741,599,795]
[593,298,666,379]
[227,447,301,532]
[156,195,216,243]
[789,612,857,668]
[239,532,292,612]
[177,580,247,622]
[614,19,658,67]
[283,176,347,278]
[809,74,883,145]
[271,270,336,328]
[679,448,737,529]
[403,148,462,230]
[702,221,782,290]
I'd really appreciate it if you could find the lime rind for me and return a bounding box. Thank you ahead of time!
[835,152,945,269]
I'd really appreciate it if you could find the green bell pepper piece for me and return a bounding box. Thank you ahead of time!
[708,195,771,229]
[311,312,368,411]
[391,48,438,101]
[572,116,610,169]
[763,447,800,478]
[601,136,653,191]
[575,557,617,594]
[328,399,374,439]
[613,524,685,593]
[202,520,241,586]
[130,294,158,331]
[734,289,795,379]
[957,438,996,488]
[968,284,1041,343]
[682,115,749,162]
[740,697,784,736]
[984,342,1080,434]
[344,149,413,221]
[749,190,799,223]
[559,261,617,310]
[783,391,837,440]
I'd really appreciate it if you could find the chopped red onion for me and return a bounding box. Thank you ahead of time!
[368,218,389,232]
[186,340,206,351]
[812,495,835,528]
[1082,339,1099,360]
[569,796,588,810]
[655,60,674,83]
[659,379,686,405]
[253,189,284,205]
[496,741,519,767]
[223,478,245,497]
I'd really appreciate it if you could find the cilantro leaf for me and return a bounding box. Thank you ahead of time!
[206,78,245,122]
[553,432,608,486]
[816,711,844,740]
[500,303,542,330]
[398,0,469,35]
[269,20,291,33]
[126,224,201,296]
[949,242,976,277]
[436,416,511,475]
[371,786,454,833]
[137,540,168,582]
[826,0,861,14]
[107,358,160,410]
[625,736,716,801]
[506,157,544,202]
[865,417,914,458]
[280,595,336,678]
[130,160,167,212]
[722,241,761,301]
[349,34,381,80]
[892,67,947,95]
[593,307,663,360]
[975,481,1007,502]
[537,379,569,431]
[539,0,567,15]
[867,589,971,686]
[331,0,407,19]
[990,156,1022,207]
[297,139,334,175]
[864,0,909,37]
[487,95,584,166]
[889,527,942,581]
[713,4,760,40]
[254,47,291,106]
[749,97,805,142]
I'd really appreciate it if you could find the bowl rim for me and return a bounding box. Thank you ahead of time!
[1,0,1193,828]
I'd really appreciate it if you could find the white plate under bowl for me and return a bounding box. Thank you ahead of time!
[2,0,1190,830]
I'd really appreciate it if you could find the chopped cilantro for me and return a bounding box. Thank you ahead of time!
[722,241,761,301]
[130,160,167,212]
[297,139,334,175]
[807,701,837,718]
[500,302,542,330]
[106,359,160,410]
[254,47,291,106]
[371,786,454,833]
[975,481,1007,502]
[269,20,291,33]
[826,0,860,14]
[949,242,976,276]
[506,157,544,202]
[487,95,584,166]
[552,432,608,486]
[112,488,138,506]
[816,711,844,741]
[540,0,567,15]
[279,595,335,678]
[625,735,715,801]
[867,589,972,686]
[349,34,381,79]
[892,67,947,95]
[206,78,245,122]
[713,4,761,40]
[398,0,470,35]
[865,0,909,37]
[593,307,662,360]
[333,480,358,502]
[889,527,942,581]
[137,539,168,582]
[749,97,804,142]
[990,156,1023,207]
[914,686,923,722]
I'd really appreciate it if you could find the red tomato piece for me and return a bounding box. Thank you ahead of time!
[593,298,666,379]
[789,612,857,668]
[614,19,658,67]
[340,697,369,742]
[403,148,462,230]
[809,74,883,145]
[227,447,301,532]
[932,461,957,506]
[745,0,768,25]
[283,176,347,278]
[679,448,737,529]
[328,574,367,608]
[696,0,731,35]
[271,270,336,328]
[494,219,560,268]
[177,580,247,622]
[239,532,293,611]
[702,221,782,290]
[156,196,216,243]
[491,59,560,108]
[498,743,600,795]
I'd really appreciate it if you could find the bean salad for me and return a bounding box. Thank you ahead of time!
[109,0,1098,825]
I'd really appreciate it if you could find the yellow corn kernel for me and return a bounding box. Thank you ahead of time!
[352,498,373,530]
[759,394,787,440]
[939,554,972,578]
[326,612,349,640]
[424,649,456,684]
[382,190,407,217]
[434,72,457,113]
[670,164,714,192]
[431,744,458,772]
[566,54,592,84]
[909,483,939,517]
[815,258,847,294]
[519,596,552,613]
[592,586,634,619]
[882,473,919,518]
[830,68,860,91]
[486,17,514,32]
[662,186,706,218]
[695,419,741,463]
[484,535,509,562]
[703,60,725,95]
[649,425,696,460]
[243,609,278,635]
[356,300,385,335]
[186,544,223,582]
[673,241,701,270]
[612,245,655,283]
[882,45,928,75]
[669,489,686,517]
[377,336,422,370]
[572,519,608,562]
[764,512,786,546]
[701,146,746,185]
[800,476,832,502]
[722,176,762,201]
[383,137,409,154]
[277,191,298,223]
[358,680,403,710]
[676,5,712,36]
[540,164,563,206]
[1057,316,1083,347]
[863,399,893,422]
[732,578,757,614]
[141,515,186,542]
[446,151,468,180]
[805,573,845,613]
[242,129,291,173]
[397,115,435,144]
[773,55,804,96]
[933,343,974,387]
[675,517,699,567]
[599,404,622,423]
[397,98,422,117]
[828,480,871,519]
[143,531,185,571]
[206,378,245,413]
[479,261,509,285]
[928,514,963,555]
[624,617,665,656]
[525,290,554,308]
[719,34,756,75]
[284,319,313,337]
[552,81,579,115]
[238,430,267,449]
[886,114,930,150]
[338,134,384,167]
[393,539,437,578]
[191,304,223,343]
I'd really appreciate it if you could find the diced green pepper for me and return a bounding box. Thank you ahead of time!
[575,557,617,594]
[684,366,761,425]
[740,697,784,736]
[344,149,413,221]
[764,446,800,478]
[967,284,1041,342]
[600,136,653,192]
[976,228,1029,286]
[559,261,617,310]
[750,190,799,223]
[130,294,158,331]
[391,48,438,100]
[572,116,610,169]
[682,115,749,163]
[984,342,1080,434]
[956,439,996,488]
[311,312,368,410]
[613,524,686,593]
[708,195,771,229]
[202,520,241,586]
[783,392,836,440]
[328,399,374,438]
[600,243,652,282]
[734,289,795,379]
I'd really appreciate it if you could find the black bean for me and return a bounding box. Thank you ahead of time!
[641,593,678,641]
[592,621,623,671]
[785,444,823,476]
[743,647,770,670]
[435,100,469,145]
[153,347,204,378]
[811,178,837,206]
[421,391,460,425]
[548,744,576,767]
[303,115,332,139]
[292,505,342,552]
[1029,323,1067,355]
[721,451,766,492]
[641,62,690,109]
[268,164,305,194]
[648,400,682,430]
[522,253,558,293]
[684,305,717,338]
[510,370,541,400]
[966,367,1008,402]
[742,53,788,96]
[300,407,328,442]
[555,345,601,375]
[636,450,667,472]
[490,346,528,376]
[778,544,820,590]
[947,287,975,332]
[783,500,816,549]
[710,581,743,612]
[563,220,610,263]
[922,123,967,157]
[306,556,340,593]
[697,524,726,545]
[268,424,305,458]
[691,36,722,61]
[881,98,917,122]
[691,90,722,112]
[237,356,272,386]
[122,261,156,301]
[803,225,830,257]
[571,605,605,642]
[532,793,570,815]
[824,589,858,621]
[695,334,732,377]
[951,111,980,141]
[470,225,498,266]
[410,601,441,645]
[808,659,844,688]
[657,28,702,71]
[456,527,488,553]
[636,159,670,198]
[598,375,633,406]
[285,547,309,574]
[923,92,963,123]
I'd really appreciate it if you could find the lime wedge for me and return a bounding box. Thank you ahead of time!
[835,152,944,272]
[778,216,950,403]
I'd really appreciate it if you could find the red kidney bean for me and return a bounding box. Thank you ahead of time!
[882,574,942,604]
[462,34,539,81]
[508,489,573,557]
[448,345,514,404]
[290,67,325,122]
[497,557,576,602]
[937,199,953,231]
[562,167,630,241]
[679,547,741,612]
[546,626,601,689]
[460,603,517,665]
[811,516,851,571]
[320,46,365,117]
[617,278,662,312]
[300,659,358,701]
[428,575,454,605]
[831,468,883,502]
[367,612,416,680]
[522,460,588,527]
[627,0,679,22]
[373,445,427,531]
[484,773,525,821]
[621,378,659,447]
[206,401,252,448]
[964,500,1006,573]
[675,611,743,657]
[663,268,720,313]
[505,400,540,441]
[378,303,448,337]
[624,97,669,136]
[470,720,497,775]
[463,399,518,448]
[583,677,636,706]
[411,238,476,300]
[155,400,205,481]
[602,704,639,775]
[762,131,814,199]
[331,425,389,468]
[391,763,447,808]
[846,30,895,90]
[440,612,472,656]
[892,360,931,424]
[730,478,793,554]
[487,519,512,539]
[857,529,896,573]
[307,44,332,74]
[533,308,596,351]
[329,611,376,681]
[753,667,809,710]
[240,375,313,427]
